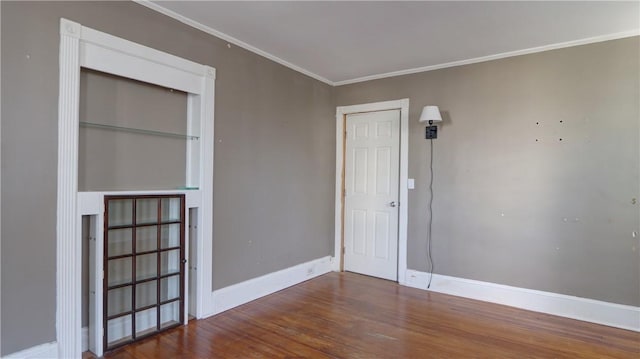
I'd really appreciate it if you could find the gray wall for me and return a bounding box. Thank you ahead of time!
[335,37,640,307]
[1,1,334,354]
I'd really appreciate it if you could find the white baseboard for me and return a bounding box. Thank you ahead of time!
[211,256,334,315]
[10,327,88,358]
[8,256,334,358]
[13,264,635,357]
[4,342,58,359]
[405,269,640,332]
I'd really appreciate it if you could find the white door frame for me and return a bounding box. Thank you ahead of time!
[57,19,215,358]
[333,99,409,284]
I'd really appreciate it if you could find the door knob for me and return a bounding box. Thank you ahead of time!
[389,201,397,207]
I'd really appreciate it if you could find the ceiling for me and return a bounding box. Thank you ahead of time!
[144,1,640,86]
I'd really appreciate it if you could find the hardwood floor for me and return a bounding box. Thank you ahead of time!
[87,272,639,358]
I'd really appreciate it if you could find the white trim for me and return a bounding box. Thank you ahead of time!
[57,18,82,359]
[82,327,88,353]
[57,18,215,358]
[334,30,640,86]
[405,270,640,332]
[80,25,206,77]
[334,99,409,284]
[13,266,636,358]
[79,26,208,94]
[210,256,333,315]
[4,342,58,359]
[198,66,216,319]
[133,0,333,86]
[127,4,638,87]
[5,255,332,358]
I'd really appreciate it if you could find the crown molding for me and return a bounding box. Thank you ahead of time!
[334,29,640,86]
[135,1,639,88]
[134,0,334,86]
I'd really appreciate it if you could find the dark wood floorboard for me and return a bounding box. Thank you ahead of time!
[86,272,640,358]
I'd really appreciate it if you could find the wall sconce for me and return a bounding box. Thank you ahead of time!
[419,105,442,139]
[418,105,442,288]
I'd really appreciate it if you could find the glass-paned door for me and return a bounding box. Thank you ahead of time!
[104,195,185,351]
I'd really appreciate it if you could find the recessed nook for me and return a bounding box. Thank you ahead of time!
[57,19,215,357]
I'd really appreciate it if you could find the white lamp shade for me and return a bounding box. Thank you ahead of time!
[419,106,442,123]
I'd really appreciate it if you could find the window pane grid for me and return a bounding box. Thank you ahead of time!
[104,194,184,351]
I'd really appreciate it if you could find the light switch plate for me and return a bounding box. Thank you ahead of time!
[408,178,415,189]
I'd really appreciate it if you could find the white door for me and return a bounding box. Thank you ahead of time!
[344,109,400,281]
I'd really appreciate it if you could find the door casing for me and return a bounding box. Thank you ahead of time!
[333,99,410,284]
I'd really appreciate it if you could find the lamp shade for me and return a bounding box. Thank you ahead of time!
[419,106,442,123]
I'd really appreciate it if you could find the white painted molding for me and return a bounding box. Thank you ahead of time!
[60,18,80,38]
[334,30,640,86]
[334,100,409,284]
[129,3,640,87]
[79,28,208,94]
[4,342,58,359]
[57,18,82,359]
[133,0,333,86]
[198,67,216,318]
[58,18,216,358]
[82,327,88,352]
[4,254,331,358]
[405,269,640,332]
[13,266,636,357]
[210,256,333,315]
[80,24,207,78]
[204,65,216,79]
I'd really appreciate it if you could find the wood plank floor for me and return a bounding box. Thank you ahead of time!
[87,272,639,358]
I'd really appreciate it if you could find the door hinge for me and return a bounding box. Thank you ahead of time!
[342,246,346,254]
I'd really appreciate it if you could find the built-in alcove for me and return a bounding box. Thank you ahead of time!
[78,69,193,354]
[58,19,215,358]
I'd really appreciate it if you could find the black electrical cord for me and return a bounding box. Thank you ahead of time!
[427,138,434,289]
